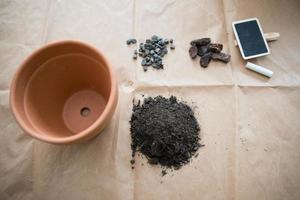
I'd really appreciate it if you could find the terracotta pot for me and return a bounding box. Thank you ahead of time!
[10,41,118,144]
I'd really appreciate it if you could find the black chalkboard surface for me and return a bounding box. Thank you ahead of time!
[232,18,270,59]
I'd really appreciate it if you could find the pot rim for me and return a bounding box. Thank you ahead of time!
[9,40,118,144]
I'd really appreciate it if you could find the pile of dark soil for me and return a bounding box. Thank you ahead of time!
[130,96,203,172]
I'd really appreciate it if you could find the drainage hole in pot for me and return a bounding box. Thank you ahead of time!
[80,107,91,117]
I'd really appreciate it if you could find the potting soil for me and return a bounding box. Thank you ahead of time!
[130,96,203,173]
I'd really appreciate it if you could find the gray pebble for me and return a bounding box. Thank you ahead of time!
[151,35,159,41]
[131,35,174,71]
[126,38,137,45]
[141,59,147,66]
[143,66,148,71]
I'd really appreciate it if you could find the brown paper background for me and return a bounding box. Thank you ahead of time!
[1,0,300,199]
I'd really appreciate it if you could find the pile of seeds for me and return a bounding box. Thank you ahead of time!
[130,96,203,173]
[126,35,175,71]
[189,38,231,68]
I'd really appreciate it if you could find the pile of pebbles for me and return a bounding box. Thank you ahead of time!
[130,96,203,175]
[126,35,175,71]
[189,38,231,68]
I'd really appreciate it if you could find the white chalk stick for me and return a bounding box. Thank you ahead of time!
[246,62,273,78]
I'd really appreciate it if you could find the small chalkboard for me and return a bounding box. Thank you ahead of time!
[232,18,270,59]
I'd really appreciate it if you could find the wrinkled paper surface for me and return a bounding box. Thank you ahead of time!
[1,0,300,199]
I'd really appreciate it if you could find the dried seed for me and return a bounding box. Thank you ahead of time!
[190,38,211,47]
[197,45,209,56]
[200,52,213,68]
[189,46,198,59]
[208,43,223,53]
[212,52,231,63]
[170,44,175,50]
[189,38,230,67]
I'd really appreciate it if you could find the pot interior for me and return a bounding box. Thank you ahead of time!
[23,53,111,137]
